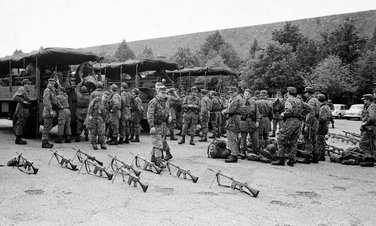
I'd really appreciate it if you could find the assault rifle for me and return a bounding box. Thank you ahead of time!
[343,131,361,139]
[112,167,148,192]
[16,152,39,174]
[328,132,358,144]
[80,158,113,180]
[107,155,141,177]
[48,150,78,171]
[130,153,162,174]
[208,168,259,198]
[72,148,103,166]
[165,162,199,183]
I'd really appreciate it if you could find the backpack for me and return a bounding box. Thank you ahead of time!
[207,139,230,159]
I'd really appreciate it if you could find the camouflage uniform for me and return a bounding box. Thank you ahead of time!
[90,87,104,102]
[42,85,57,141]
[256,97,273,141]
[317,101,331,160]
[359,100,376,161]
[148,95,170,159]
[130,95,143,139]
[13,86,30,138]
[200,94,212,140]
[223,94,243,156]
[87,96,108,146]
[120,90,134,142]
[167,92,181,139]
[181,94,201,136]
[56,91,71,138]
[303,96,321,160]
[272,98,284,136]
[210,95,223,138]
[240,97,261,153]
[108,91,122,140]
[75,83,90,140]
[220,95,229,135]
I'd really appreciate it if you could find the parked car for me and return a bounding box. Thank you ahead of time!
[343,104,364,120]
[332,104,348,119]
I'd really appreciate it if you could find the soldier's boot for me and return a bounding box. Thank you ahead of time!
[92,143,98,150]
[176,130,182,136]
[129,135,134,141]
[170,130,178,140]
[287,158,295,167]
[189,136,195,145]
[164,149,173,161]
[106,137,113,144]
[360,161,375,167]
[150,153,156,163]
[199,133,208,142]
[131,135,140,142]
[225,155,238,163]
[178,136,185,144]
[84,134,89,141]
[100,143,107,150]
[108,137,118,145]
[155,158,166,169]
[65,136,71,143]
[118,138,124,144]
[124,135,130,144]
[272,157,285,166]
[55,136,63,143]
[270,131,276,137]
[42,140,53,148]
[75,135,81,142]
[239,148,247,159]
[310,154,319,164]
[209,131,216,139]
[15,136,27,145]
[319,154,326,161]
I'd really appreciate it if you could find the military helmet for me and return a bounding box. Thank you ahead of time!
[96,81,104,89]
[287,87,297,95]
[362,94,374,101]
[80,85,88,94]
[110,83,118,91]
[132,88,140,95]
[304,86,314,94]
[317,94,326,102]
[121,82,128,89]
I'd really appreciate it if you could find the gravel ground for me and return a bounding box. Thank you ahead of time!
[0,119,375,226]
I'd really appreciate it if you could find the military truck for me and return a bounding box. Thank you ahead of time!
[0,47,99,138]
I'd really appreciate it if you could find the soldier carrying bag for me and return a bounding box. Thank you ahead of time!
[207,139,230,159]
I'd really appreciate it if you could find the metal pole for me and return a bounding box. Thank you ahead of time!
[35,56,40,138]
[135,64,139,88]
[204,71,207,89]
[9,60,12,91]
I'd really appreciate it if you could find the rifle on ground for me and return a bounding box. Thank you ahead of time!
[15,152,39,174]
[207,168,259,198]
[112,167,148,192]
[165,162,199,183]
[328,132,359,144]
[48,150,78,171]
[130,153,162,174]
[107,155,141,177]
[342,130,361,139]
[72,148,103,166]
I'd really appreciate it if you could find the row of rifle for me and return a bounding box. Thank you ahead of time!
[10,149,259,197]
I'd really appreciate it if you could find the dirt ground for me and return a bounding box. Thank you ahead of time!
[0,119,375,226]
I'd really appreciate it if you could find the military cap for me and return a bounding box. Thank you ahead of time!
[96,81,104,89]
[48,78,56,83]
[228,86,238,93]
[201,89,208,94]
[132,88,140,95]
[121,82,128,89]
[304,86,314,94]
[191,86,198,92]
[110,83,118,91]
[254,90,260,95]
[21,79,31,85]
[287,87,297,94]
[80,85,88,93]
[244,89,252,94]
[260,90,268,96]
[317,94,326,102]
[328,99,333,103]
[362,94,374,101]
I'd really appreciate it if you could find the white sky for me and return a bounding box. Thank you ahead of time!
[0,0,376,56]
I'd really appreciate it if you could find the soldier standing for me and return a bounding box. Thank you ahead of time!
[316,94,331,161]
[130,88,143,142]
[272,87,311,166]
[167,88,181,141]
[13,79,31,145]
[327,100,335,128]
[239,89,260,155]
[359,94,376,167]
[148,83,172,167]
[87,91,110,150]
[271,91,284,137]
[199,89,212,142]
[256,90,273,142]
[222,87,243,163]
[119,82,134,144]
[209,91,223,139]
[302,87,321,163]
[90,81,104,101]
[107,84,122,145]
[75,83,90,142]
[41,78,57,148]
[55,87,72,143]
[178,87,201,145]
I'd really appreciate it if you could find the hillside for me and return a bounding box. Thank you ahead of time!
[82,10,376,59]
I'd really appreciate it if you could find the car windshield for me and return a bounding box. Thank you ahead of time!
[349,105,363,110]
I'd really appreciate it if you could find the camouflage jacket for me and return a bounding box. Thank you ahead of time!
[318,102,332,135]
[56,93,69,110]
[131,96,143,114]
[147,96,169,127]
[256,98,273,120]
[361,102,376,126]
[88,97,109,120]
[201,96,212,114]
[272,98,285,119]
[90,88,104,102]
[109,92,122,118]
[305,96,321,123]
[211,96,223,112]
[75,82,90,108]
[167,94,181,120]
[283,96,312,119]
[223,94,243,133]
[239,98,261,132]
[120,90,134,120]
[182,95,201,113]
[13,86,30,112]
[42,85,57,117]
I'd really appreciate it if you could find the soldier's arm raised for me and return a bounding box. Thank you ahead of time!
[13,87,25,103]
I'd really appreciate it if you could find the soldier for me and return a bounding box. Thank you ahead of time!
[175,88,186,136]
[119,82,134,144]
[107,84,122,145]
[302,86,321,163]
[317,94,331,161]
[55,87,72,143]
[41,78,57,148]
[239,89,261,155]
[90,81,104,101]
[199,89,212,142]
[220,92,229,137]
[13,79,31,145]
[130,88,143,142]
[254,90,260,101]
[359,94,376,167]
[209,91,223,139]
[271,91,284,137]
[75,83,90,142]
[178,87,201,145]
[222,87,243,163]
[148,83,172,168]
[328,100,335,128]
[256,90,273,142]
[167,88,181,141]
[272,87,311,166]
[87,91,110,150]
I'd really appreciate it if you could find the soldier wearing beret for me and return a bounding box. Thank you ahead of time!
[316,94,331,161]
[179,86,201,145]
[129,88,143,143]
[119,82,134,144]
[41,78,58,148]
[256,90,273,142]
[199,89,212,142]
[107,84,122,145]
[55,86,72,143]
[13,79,31,145]
[359,94,376,167]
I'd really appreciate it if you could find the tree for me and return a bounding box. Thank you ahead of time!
[171,47,200,68]
[219,43,242,68]
[199,31,226,57]
[353,49,376,95]
[306,55,354,99]
[249,39,261,59]
[272,22,306,51]
[138,47,154,59]
[366,28,376,51]
[296,39,320,72]
[113,39,135,61]
[13,49,23,56]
